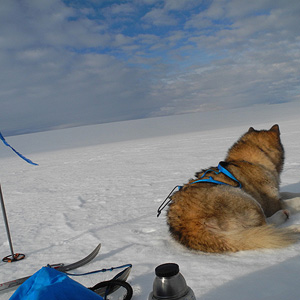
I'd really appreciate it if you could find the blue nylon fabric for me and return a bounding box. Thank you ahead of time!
[191,177,233,186]
[9,267,103,300]
[0,132,38,166]
[217,163,242,187]
[158,162,242,216]
[190,162,242,188]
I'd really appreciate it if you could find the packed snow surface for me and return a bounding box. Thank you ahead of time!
[1,102,300,299]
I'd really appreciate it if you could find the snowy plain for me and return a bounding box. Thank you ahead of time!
[1,101,300,300]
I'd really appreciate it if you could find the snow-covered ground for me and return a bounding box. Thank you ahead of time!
[1,102,300,299]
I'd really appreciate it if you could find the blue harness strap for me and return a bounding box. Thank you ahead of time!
[157,162,242,217]
[191,162,242,188]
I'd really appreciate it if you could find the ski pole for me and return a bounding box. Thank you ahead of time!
[0,184,25,262]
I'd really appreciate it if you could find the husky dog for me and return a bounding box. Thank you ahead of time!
[167,125,300,253]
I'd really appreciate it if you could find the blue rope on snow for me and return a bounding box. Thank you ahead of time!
[64,264,132,276]
[0,132,38,166]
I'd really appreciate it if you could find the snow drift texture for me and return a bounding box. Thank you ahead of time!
[1,101,300,299]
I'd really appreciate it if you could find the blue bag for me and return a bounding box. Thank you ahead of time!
[10,267,103,300]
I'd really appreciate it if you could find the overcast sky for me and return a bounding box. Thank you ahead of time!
[1,0,300,136]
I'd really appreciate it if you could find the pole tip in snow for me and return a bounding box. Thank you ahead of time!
[2,253,25,263]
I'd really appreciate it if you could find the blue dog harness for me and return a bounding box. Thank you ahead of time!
[188,162,242,188]
[157,162,242,217]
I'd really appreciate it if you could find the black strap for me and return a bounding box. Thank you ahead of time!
[89,279,133,300]
[157,185,181,217]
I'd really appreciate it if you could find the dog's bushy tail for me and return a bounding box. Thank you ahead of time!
[170,223,298,253]
[220,225,298,252]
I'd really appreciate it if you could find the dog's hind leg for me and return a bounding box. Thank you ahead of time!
[267,210,289,226]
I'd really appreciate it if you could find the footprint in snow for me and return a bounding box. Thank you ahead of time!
[133,228,156,235]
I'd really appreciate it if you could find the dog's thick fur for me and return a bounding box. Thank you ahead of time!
[167,124,300,253]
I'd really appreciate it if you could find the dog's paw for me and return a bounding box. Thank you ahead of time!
[267,210,290,225]
[283,210,290,219]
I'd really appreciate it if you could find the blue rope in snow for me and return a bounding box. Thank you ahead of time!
[0,132,38,166]
[64,264,132,276]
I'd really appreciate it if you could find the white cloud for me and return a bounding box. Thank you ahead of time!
[142,8,178,26]
[1,49,154,134]
[163,0,199,11]
[0,0,300,135]
[107,3,136,15]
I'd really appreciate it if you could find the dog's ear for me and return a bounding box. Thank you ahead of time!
[270,124,280,135]
[248,127,255,133]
